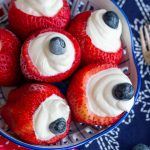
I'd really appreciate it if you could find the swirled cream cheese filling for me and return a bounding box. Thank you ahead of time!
[86,68,134,117]
[33,94,70,140]
[86,9,122,52]
[15,0,63,17]
[28,32,75,76]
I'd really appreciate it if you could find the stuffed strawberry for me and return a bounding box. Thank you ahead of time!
[0,28,22,86]
[67,64,134,126]
[67,10,123,65]
[1,83,71,145]
[8,0,71,40]
[20,28,81,83]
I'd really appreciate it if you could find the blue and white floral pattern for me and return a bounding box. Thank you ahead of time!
[85,128,120,150]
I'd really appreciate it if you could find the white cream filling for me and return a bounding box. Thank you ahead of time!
[15,0,63,17]
[28,32,75,76]
[86,68,134,117]
[86,9,122,53]
[33,94,70,141]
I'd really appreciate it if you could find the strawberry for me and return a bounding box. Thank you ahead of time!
[20,28,81,83]
[0,28,22,86]
[67,64,124,126]
[0,135,27,150]
[1,83,71,145]
[67,11,123,66]
[8,0,71,40]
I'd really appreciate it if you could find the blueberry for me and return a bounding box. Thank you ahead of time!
[49,37,66,55]
[132,144,150,150]
[112,83,134,100]
[103,11,119,29]
[49,118,66,134]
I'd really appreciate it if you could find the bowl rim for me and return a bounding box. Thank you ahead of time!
[0,0,141,149]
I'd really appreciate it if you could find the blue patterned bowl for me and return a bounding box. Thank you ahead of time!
[0,0,141,149]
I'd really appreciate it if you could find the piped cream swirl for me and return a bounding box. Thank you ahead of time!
[33,94,70,141]
[28,32,75,76]
[86,9,122,52]
[86,68,134,117]
[15,0,63,17]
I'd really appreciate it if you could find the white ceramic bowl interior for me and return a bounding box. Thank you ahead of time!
[0,0,141,149]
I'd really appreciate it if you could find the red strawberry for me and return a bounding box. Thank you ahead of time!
[0,7,4,17]
[20,28,81,83]
[0,135,27,150]
[1,83,71,145]
[67,11,123,66]
[0,28,22,86]
[67,64,123,126]
[8,0,71,40]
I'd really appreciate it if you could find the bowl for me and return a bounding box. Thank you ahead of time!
[0,0,141,149]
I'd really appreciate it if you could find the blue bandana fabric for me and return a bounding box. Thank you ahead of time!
[0,0,150,150]
[78,0,150,150]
